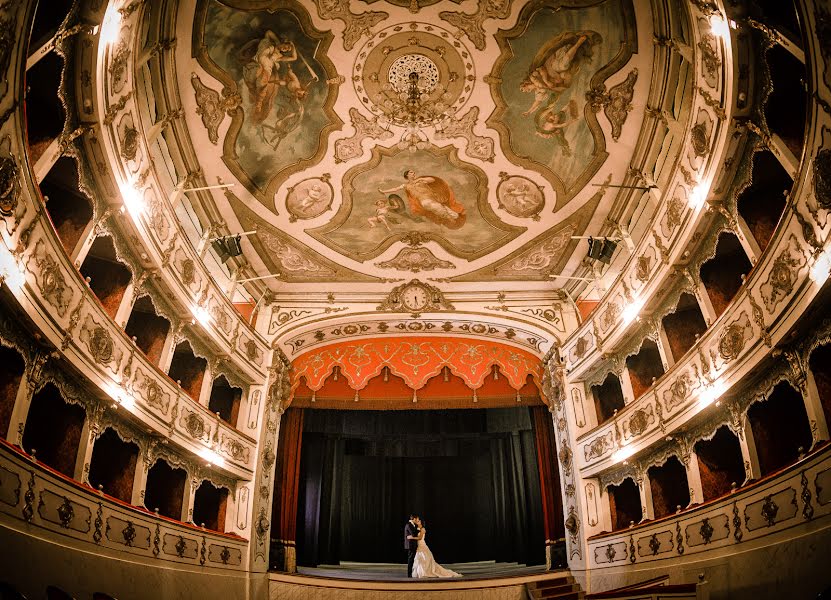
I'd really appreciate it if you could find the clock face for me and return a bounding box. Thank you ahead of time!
[401,284,429,311]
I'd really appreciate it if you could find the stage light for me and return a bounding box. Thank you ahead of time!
[99,7,122,46]
[699,381,726,408]
[622,297,645,325]
[107,383,135,410]
[709,14,731,40]
[689,182,709,210]
[198,446,225,467]
[810,250,831,285]
[587,237,618,264]
[192,304,212,327]
[211,235,243,263]
[0,246,25,292]
[120,183,146,219]
[613,445,636,463]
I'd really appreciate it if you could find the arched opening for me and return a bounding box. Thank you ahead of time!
[747,381,812,476]
[167,341,208,402]
[24,52,65,164]
[808,342,831,428]
[624,339,665,400]
[607,478,642,530]
[0,345,25,439]
[736,150,791,251]
[208,375,243,427]
[192,481,229,532]
[88,428,139,503]
[591,373,626,424]
[79,236,133,319]
[124,296,171,367]
[699,232,753,318]
[661,292,708,361]
[144,459,187,520]
[647,456,690,518]
[22,383,85,477]
[763,44,807,157]
[39,157,94,258]
[695,426,746,501]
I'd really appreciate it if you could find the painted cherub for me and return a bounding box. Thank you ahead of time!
[367,194,406,231]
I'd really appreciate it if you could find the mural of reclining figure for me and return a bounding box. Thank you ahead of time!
[379,170,467,230]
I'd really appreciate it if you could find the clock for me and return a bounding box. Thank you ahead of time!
[401,283,430,312]
[377,279,454,314]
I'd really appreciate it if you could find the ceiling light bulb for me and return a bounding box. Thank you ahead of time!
[622,298,644,325]
[699,381,726,407]
[99,8,122,46]
[121,183,146,219]
[198,447,225,467]
[613,445,636,463]
[709,14,730,40]
[193,305,212,327]
[810,250,831,286]
[689,182,709,210]
[0,248,25,292]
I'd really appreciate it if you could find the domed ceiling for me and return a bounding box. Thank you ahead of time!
[166,0,653,288]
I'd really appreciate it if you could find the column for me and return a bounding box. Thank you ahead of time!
[655,326,675,369]
[619,369,637,406]
[74,420,96,483]
[5,372,34,445]
[734,215,763,265]
[113,282,137,328]
[131,460,150,508]
[70,220,96,265]
[198,364,214,407]
[158,329,179,374]
[185,476,199,524]
[737,415,762,483]
[803,370,830,447]
[683,450,705,506]
[694,280,719,326]
[637,469,654,522]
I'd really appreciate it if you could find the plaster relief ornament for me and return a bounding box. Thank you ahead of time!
[0,154,20,220]
[488,2,636,204]
[375,247,456,273]
[285,174,334,221]
[190,73,241,144]
[496,173,544,219]
[353,22,475,132]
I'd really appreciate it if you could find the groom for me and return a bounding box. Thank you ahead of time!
[404,514,420,577]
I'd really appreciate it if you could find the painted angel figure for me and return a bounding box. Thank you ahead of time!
[519,30,601,137]
[239,30,317,148]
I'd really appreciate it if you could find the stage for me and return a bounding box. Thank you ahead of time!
[298,560,547,581]
[269,562,575,599]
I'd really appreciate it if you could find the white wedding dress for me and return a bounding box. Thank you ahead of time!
[411,531,462,578]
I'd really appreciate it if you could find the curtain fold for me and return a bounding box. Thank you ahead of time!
[532,405,565,562]
[270,407,304,571]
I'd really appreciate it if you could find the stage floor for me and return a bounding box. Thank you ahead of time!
[298,560,548,581]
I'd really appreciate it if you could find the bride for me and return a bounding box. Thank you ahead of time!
[411,517,462,579]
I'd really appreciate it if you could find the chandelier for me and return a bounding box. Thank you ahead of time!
[375,55,454,151]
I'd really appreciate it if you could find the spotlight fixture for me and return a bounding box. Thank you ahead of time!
[211,235,243,263]
[587,237,618,264]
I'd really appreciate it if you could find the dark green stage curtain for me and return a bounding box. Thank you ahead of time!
[296,408,546,567]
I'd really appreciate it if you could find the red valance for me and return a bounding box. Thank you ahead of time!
[290,337,542,392]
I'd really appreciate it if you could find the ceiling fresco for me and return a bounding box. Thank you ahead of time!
[180,0,653,286]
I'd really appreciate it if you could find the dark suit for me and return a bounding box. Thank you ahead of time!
[404,520,420,577]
